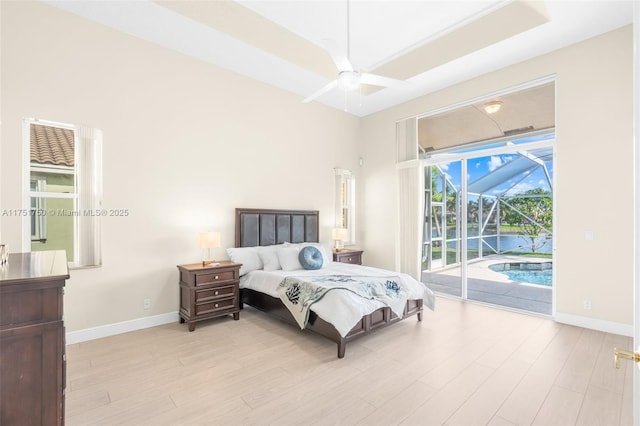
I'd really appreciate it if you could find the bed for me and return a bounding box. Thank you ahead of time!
[232,208,435,358]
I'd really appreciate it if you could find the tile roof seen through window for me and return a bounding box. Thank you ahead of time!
[30,123,74,167]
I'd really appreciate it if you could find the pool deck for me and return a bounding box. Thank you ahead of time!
[422,254,552,315]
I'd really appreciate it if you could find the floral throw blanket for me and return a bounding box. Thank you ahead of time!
[277,275,408,330]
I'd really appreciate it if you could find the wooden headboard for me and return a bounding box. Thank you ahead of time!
[235,208,319,248]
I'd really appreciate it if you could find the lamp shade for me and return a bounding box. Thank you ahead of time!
[331,228,348,241]
[197,231,221,249]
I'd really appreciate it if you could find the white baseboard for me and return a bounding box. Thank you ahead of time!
[66,311,180,345]
[555,312,633,337]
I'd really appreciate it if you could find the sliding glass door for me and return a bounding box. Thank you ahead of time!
[421,138,554,315]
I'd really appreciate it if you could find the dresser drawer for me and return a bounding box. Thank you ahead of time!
[195,270,235,286]
[195,297,236,315]
[195,284,236,302]
[0,285,63,328]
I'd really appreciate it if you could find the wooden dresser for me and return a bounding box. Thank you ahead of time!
[177,261,241,331]
[0,250,69,426]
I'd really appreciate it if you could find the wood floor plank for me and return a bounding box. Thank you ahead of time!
[88,395,177,426]
[620,361,634,426]
[486,415,517,425]
[445,358,530,426]
[494,324,584,424]
[64,389,111,418]
[234,364,364,425]
[63,301,632,426]
[357,380,438,426]
[400,362,495,425]
[576,385,624,426]
[531,385,584,425]
[588,332,630,394]
[553,328,604,393]
[474,314,543,370]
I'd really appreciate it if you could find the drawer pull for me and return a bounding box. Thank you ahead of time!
[215,303,219,308]
[347,257,352,261]
[214,275,219,280]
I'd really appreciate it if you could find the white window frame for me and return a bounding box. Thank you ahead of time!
[334,168,356,245]
[22,118,103,268]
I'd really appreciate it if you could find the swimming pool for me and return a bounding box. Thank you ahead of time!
[488,262,552,286]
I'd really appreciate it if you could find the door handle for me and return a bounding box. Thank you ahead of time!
[613,348,640,369]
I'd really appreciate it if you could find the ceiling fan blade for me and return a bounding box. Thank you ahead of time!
[361,73,411,89]
[302,80,338,103]
[321,38,354,72]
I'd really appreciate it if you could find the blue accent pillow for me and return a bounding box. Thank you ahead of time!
[299,246,323,270]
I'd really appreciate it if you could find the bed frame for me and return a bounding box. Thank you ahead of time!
[235,208,423,358]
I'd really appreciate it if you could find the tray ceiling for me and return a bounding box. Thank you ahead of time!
[44,0,633,117]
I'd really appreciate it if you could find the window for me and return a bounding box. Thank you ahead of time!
[334,168,355,244]
[23,119,103,267]
[30,179,47,242]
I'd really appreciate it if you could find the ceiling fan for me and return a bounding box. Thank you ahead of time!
[302,1,411,104]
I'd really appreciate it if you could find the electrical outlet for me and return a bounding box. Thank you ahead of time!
[583,299,592,310]
[143,298,151,310]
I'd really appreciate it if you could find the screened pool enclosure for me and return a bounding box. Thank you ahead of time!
[421,139,554,315]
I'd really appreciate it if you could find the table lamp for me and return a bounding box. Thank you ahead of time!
[331,228,348,252]
[197,231,220,267]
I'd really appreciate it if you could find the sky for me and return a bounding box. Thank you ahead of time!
[434,135,554,198]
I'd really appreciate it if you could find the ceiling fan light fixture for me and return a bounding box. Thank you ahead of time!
[337,71,361,91]
[484,100,503,114]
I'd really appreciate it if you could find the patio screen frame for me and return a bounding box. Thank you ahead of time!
[422,137,555,308]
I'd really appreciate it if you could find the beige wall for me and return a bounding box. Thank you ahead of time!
[0,2,634,334]
[0,2,360,332]
[359,26,634,328]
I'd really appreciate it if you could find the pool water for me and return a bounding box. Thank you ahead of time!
[489,262,552,286]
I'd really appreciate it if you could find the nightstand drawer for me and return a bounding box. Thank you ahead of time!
[196,297,236,315]
[333,250,363,265]
[195,284,236,302]
[195,270,235,285]
[339,255,360,264]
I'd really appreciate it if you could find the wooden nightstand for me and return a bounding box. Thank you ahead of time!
[333,249,364,265]
[177,261,241,331]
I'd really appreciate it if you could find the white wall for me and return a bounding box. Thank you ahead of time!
[359,26,635,332]
[1,2,634,337]
[0,2,360,333]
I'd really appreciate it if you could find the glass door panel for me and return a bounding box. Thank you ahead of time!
[465,150,553,313]
[422,161,462,297]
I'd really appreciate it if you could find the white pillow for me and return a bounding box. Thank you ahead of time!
[277,246,303,271]
[258,245,282,271]
[285,242,333,266]
[226,247,262,276]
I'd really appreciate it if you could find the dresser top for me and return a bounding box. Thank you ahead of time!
[0,250,69,285]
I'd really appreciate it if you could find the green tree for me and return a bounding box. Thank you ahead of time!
[429,166,458,238]
[502,188,552,252]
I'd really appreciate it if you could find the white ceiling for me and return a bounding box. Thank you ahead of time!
[44,0,633,117]
[418,81,556,150]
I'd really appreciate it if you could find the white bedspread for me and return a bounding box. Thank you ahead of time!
[240,262,435,337]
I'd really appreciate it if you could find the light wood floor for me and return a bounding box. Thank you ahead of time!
[66,298,634,425]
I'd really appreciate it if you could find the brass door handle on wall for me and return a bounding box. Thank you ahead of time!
[613,348,640,369]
